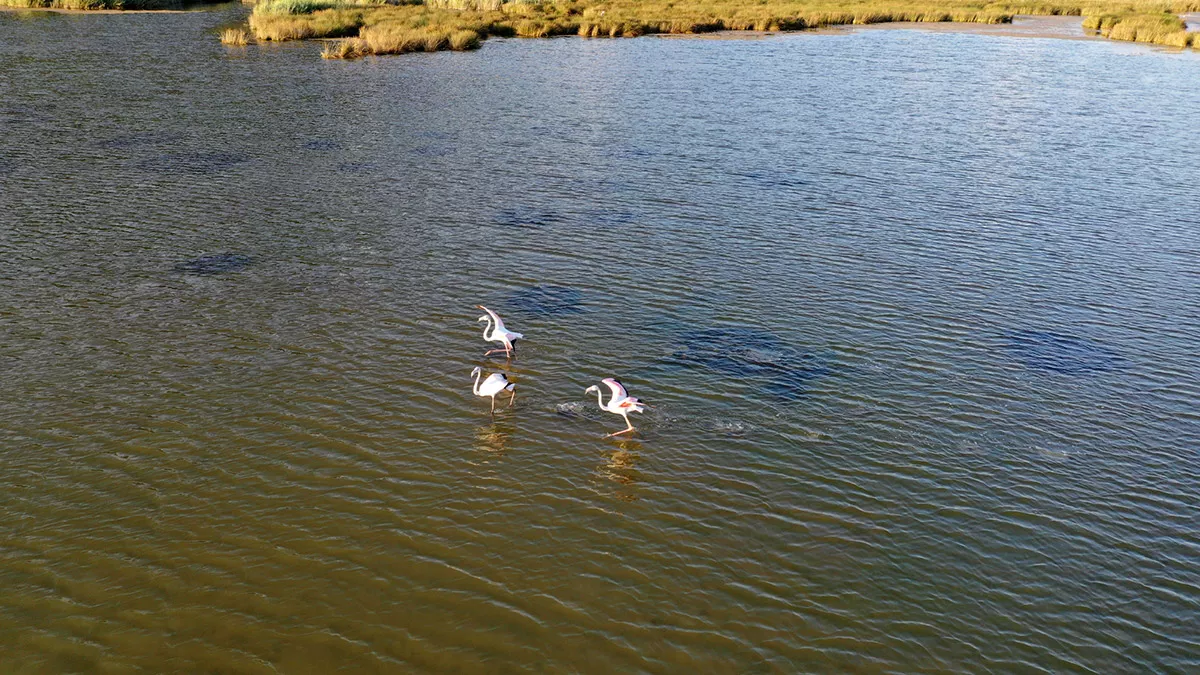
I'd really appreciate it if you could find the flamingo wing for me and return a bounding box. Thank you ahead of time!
[477,305,507,333]
[481,372,509,396]
[601,378,629,404]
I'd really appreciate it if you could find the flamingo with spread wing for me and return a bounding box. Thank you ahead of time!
[476,305,523,357]
[585,378,647,437]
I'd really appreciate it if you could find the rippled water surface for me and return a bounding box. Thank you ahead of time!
[2,6,1199,672]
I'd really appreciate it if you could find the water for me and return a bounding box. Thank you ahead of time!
[2,6,1199,672]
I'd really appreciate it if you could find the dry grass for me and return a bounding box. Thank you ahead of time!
[250,8,365,40]
[220,27,250,45]
[322,24,482,57]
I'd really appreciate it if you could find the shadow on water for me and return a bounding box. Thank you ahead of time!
[173,253,254,276]
[506,285,584,317]
[999,329,1124,375]
[665,326,832,401]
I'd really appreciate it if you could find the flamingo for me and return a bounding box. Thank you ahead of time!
[585,378,647,437]
[471,367,515,413]
[477,305,523,357]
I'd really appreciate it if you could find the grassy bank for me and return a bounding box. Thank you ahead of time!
[237,0,1200,58]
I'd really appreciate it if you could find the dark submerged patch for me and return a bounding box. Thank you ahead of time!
[136,152,249,175]
[174,253,254,276]
[507,285,584,316]
[336,161,376,174]
[411,145,454,157]
[580,209,638,226]
[1001,330,1122,375]
[303,139,339,151]
[669,327,830,400]
[94,132,176,150]
[492,207,563,230]
[735,168,808,189]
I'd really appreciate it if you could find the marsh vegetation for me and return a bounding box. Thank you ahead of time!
[1083,10,1195,46]
[231,0,1200,58]
[220,26,250,44]
[4,0,1198,52]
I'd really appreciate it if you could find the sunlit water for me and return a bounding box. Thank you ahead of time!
[2,6,1199,672]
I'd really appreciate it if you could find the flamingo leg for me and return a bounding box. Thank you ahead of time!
[490,396,496,414]
[606,415,636,437]
[509,389,516,406]
[484,348,509,356]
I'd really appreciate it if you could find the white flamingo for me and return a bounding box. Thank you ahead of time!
[477,305,523,357]
[471,367,515,413]
[585,378,647,437]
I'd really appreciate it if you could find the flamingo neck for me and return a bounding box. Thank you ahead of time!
[594,388,607,409]
[481,317,493,341]
[472,370,483,396]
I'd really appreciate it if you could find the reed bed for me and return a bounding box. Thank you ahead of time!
[1082,11,1194,46]
[220,27,251,45]
[235,0,1200,57]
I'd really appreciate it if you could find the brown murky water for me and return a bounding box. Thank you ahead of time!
[1,5,1199,672]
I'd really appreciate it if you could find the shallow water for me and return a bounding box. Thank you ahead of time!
[2,6,1199,672]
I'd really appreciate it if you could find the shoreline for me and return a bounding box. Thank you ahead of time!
[656,16,1098,42]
